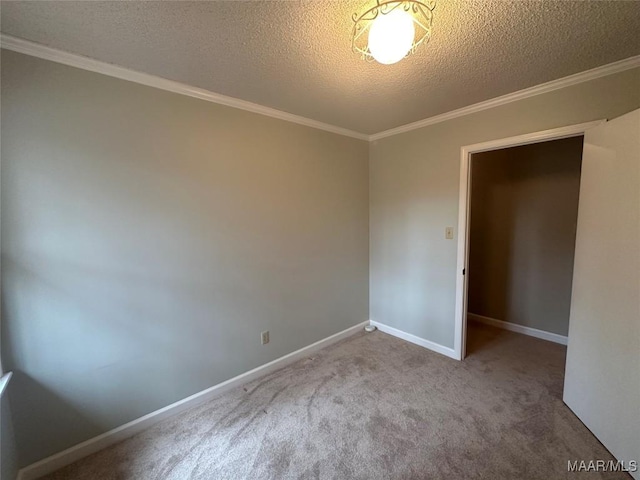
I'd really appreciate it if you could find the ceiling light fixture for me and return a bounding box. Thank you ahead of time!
[352,0,436,65]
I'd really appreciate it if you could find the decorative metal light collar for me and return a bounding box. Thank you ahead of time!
[352,0,436,64]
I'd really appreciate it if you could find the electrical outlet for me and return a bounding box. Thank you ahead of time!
[445,227,454,240]
[261,331,269,345]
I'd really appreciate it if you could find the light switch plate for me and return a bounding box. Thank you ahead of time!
[445,227,454,240]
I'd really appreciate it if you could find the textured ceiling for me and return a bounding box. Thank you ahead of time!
[2,1,639,135]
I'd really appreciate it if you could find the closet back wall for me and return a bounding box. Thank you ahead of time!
[0,50,369,467]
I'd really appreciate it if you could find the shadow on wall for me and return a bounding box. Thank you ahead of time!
[0,253,252,465]
[0,243,289,465]
[0,144,369,469]
[469,160,516,321]
[1,256,139,465]
[3,372,104,468]
[1,393,18,480]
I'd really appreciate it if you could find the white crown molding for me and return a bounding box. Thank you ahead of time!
[2,34,639,143]
[370,55,640,141]
[0,34,369,141]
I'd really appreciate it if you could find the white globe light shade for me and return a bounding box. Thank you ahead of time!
[368,8,415,65]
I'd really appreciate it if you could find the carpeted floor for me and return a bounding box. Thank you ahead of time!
[43,323,625,480]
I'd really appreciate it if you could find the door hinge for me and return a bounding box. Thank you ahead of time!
[462,268,466,275]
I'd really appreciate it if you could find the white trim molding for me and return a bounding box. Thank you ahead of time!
[453,120,604,360]
[0,34,368,141]
[369,56,639,141]
[468,313,568,346]
[370,321,458,360]
[17,321,368,480]
[457,120,606,155]
[2,34,639,143]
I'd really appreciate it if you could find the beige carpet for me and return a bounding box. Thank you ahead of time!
[42,323,625,479]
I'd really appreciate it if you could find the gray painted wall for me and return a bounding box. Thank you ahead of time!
[468,137,583,337]
[0,50,369,467]
[369,67,640,348]
[1,395,18,480]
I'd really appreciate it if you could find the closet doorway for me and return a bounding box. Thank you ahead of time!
[453,112,640,473]
[452,120,603,360]
[465,136,583,354]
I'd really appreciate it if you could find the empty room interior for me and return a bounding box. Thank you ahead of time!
[0,1,639,479]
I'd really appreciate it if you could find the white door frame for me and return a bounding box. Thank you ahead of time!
[452,120,605,361]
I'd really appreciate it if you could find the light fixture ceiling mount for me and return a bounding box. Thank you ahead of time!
[352,0,436,65]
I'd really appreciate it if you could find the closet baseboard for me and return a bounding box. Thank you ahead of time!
[468,313,568,345]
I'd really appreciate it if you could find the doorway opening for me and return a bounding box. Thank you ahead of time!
[453,121,604,361]
[466,136,583,358]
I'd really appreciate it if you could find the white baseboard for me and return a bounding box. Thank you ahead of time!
[369,321,458,360]
[467,313,568,345]
[17,321,368,480]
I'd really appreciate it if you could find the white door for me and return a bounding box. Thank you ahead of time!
[564,109,640,478]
